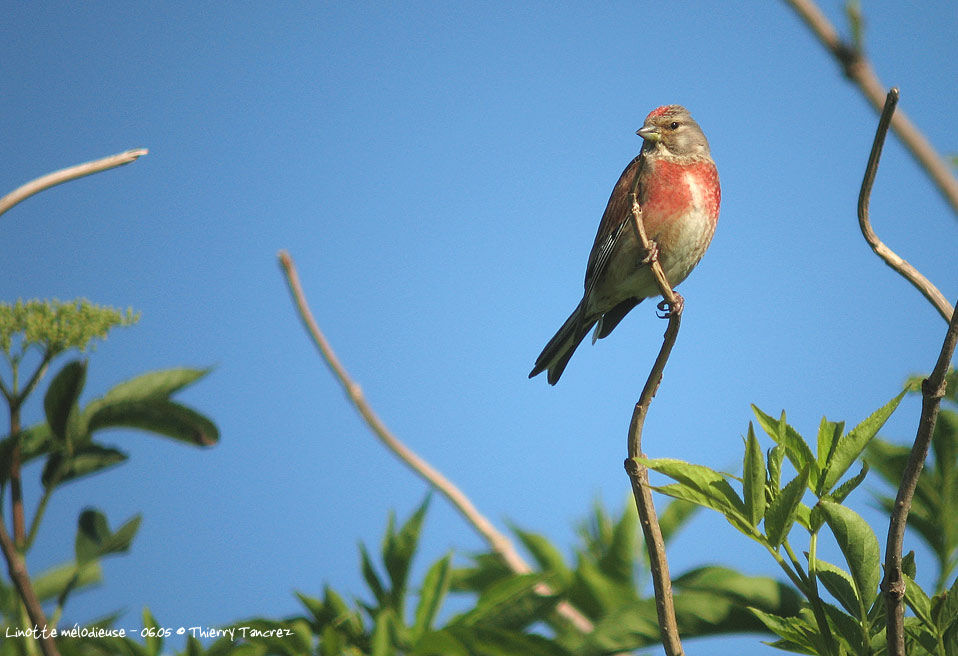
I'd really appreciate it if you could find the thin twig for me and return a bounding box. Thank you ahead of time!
[858,89,954,322]
[881,302,958,656]
[277,251,593,633]
[622,194,684,656]
[0,148,148,218]
[0,520,60,656]
[783,0,958,216]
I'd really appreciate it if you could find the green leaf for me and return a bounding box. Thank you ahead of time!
[143,607,163,656]
[454,572,552,628]
[653,483,754,536]
[815,558,860,618]
[903,571,934,629]
[764,468,809,548]
[87,399,218,446]
[816,417,844,477]
[933,574,958,634]
[820,390,905,493]
[411,629,470,656]
[752,406,819,491]
[101,367,211,403]
[360,543,388,607]
[819,499,881,610]
[75,509,142,565]
[598,504,637,583]
[44,359,87,441]
[831,461,869,504]
[658,498,698,543]
[748,607,817,653]
[371,608,396,656]
[41,444,127,488]
[767,444,785,494]
[511,526,572,587]
[635,457,746,518]
[744,423,767,527]
[31,559,102,602]
[412,554,452,640]
[383,497,429,608]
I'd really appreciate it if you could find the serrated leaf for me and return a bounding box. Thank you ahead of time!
[653,483,754,537]
[412,553,451,640]
[820,390,905,493]
[819,499,880,610]
[903,571,934,629]
[753,406,819,491]
[815,558,860,618]
[767,444,785,497]
[87,399,218,446]
[748,607,817,652]
[933,574,958,633]
[744,423,767,527]
[816,417,844,476]
[635,457,746,519]
[831,461,869,504]
[764,468,809,548]
[44,359,87,441]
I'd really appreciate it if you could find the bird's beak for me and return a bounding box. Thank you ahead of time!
[636,125,661,142]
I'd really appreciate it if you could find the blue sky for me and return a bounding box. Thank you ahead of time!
[1,2,956,654]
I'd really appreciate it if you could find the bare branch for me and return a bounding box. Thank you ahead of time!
[784,0,958,216]
[622,194,684,656]
[882,302,958,655]
[0,149,148,218]
[277,250,594,633]
[858,89,953,322]
[0,520,60,656]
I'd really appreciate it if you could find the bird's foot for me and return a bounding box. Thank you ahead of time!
[656,293,684,318]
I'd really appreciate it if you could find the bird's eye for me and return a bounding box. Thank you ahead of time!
[669,121,680,130]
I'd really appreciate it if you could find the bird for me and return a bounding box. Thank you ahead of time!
[529,105,720,385]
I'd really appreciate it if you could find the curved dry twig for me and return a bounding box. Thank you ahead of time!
[277,251,593,633]
[858,89,953,322]
[622,194,684,656]
[0,148,148,219]
[783,0,958,216]
[882,305,958,656]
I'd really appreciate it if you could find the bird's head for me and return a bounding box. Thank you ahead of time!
[637,105,710,159]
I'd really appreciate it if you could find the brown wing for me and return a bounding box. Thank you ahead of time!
[582,154,644,297]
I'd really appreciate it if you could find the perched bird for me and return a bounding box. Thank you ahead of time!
[529,105,720,384]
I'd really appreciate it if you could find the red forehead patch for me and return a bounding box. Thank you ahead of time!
[646,105,674,120]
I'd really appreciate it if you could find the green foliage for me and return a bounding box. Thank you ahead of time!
[639,386,958,656]
[868,372,958,593]
[0,298,217,647]
[0,299,138,359]
[176,497,798,656]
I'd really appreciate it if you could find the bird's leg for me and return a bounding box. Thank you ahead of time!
[638,239,659,266]
[656,293,684,318]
